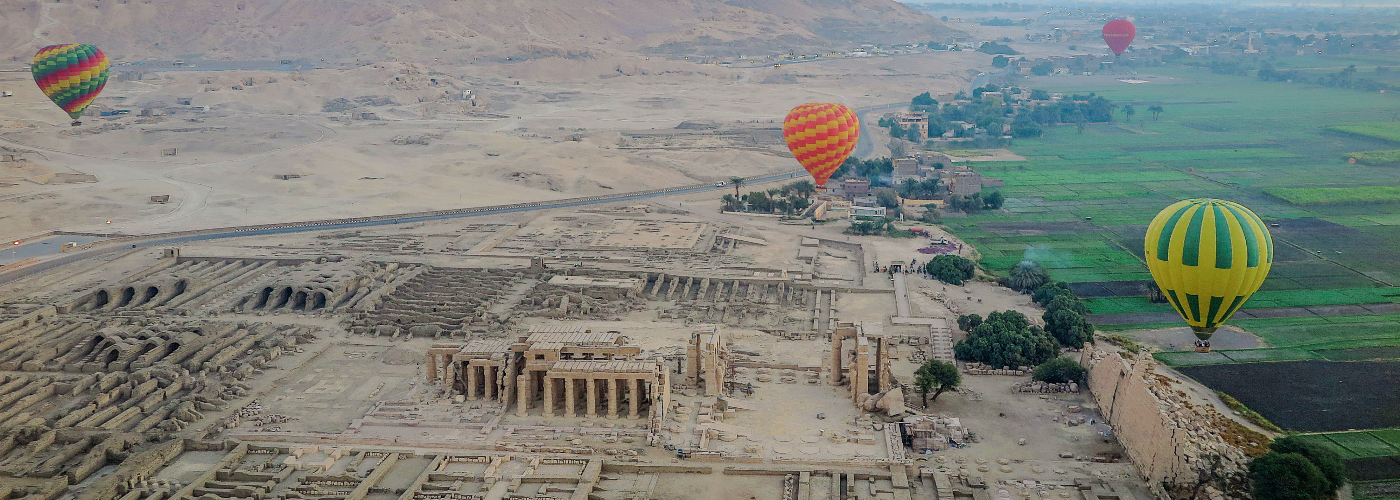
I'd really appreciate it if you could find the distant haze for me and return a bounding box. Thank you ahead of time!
[900,0,1400,7]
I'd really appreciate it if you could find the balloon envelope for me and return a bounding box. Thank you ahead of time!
[1102,19,1136,55]
[783,103,859,187]
[32,44,109,120]
[1144,199,1273,340]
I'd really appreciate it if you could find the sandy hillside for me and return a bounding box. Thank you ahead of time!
[0,0,953,63]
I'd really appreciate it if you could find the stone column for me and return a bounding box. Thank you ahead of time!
[629,377,641,419]
[585,378,598,418]
[486,366,498,401]
[830,332,843,387]
[425,354,438,384]
[543,376,555,417]
[466,364,478,400]
[515,372,531,417]
[564,378,576,418]
[445,359,457,391]
[607,378,619,419]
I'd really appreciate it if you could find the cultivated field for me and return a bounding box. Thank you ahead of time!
[944,69,1400,477]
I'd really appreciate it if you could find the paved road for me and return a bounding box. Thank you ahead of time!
[0,170,804,285]
[852,103,907,160]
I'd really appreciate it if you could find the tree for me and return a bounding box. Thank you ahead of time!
[992,55,1010,68]
[957,313,982,332]
[911,92,937,107]
[1007,260,1050,292]
[1045,294,1088,315]
[729,177,745,198]
[1148,105,1164,121]
[927,255,976,285]
[788,179,816,199]
[1032,281,1075,306]
[746,190,772,212]
[1123,104,1136,123]
[1043,307,1092,348]
[1248,452,1331,500]
[1031,62,1053,76]
[875,189,901,209]
[1269,437,1347,492]
[954,310,1059,368]
[983,191,1004,209]
[913,360,961,405]
[1032,357,1086,383]
[889,138,910,159]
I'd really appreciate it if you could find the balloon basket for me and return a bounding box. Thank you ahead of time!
[1194,346,1210,353]
[71,121,81,127]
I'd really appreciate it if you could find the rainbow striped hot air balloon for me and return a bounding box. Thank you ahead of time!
[1144,199,1273,350]
[783,103,859,187]
[32,44,110,125]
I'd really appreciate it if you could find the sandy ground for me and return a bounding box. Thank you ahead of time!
[0,50,980,242]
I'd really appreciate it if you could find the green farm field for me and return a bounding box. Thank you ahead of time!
[945,68,1400,324]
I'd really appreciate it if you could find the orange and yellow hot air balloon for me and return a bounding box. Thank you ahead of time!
[783,103,859,187]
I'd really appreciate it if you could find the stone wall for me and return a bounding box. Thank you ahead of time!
[1082,346,1254,493]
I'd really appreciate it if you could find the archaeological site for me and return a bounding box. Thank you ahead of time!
[0,202,1268,500]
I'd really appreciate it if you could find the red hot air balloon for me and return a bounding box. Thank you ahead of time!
[1102,19,1136,56]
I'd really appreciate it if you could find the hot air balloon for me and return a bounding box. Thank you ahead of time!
[1144,199,1273,352]
[31,44,110,126]
[1102,19,1136,56]
[783,103,859,187]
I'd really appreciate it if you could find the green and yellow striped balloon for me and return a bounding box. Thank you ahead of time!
[1144,199,1273,340]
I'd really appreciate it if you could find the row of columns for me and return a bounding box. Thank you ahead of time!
[515,372,646,419]
[464,363,501,401]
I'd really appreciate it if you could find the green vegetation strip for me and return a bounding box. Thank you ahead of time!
[1266,186,1400,205]
[1329,122,1400,143]
[1346,149,1400,166]
[1217,391,1283,433]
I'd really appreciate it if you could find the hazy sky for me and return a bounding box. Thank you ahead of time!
[899,0,1400,7]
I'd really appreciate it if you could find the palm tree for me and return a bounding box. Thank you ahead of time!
[790,179,816,199]
[1007,260,1050,292]
[720,194,741,212]
[1148,105,1164,121]
[1123,105,1136,123]
[729,177,746,198]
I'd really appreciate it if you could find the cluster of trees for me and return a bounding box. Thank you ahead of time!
[947,191,1004,212]
[976,41,1018,55]
[1033,281,1094,349]
[902,90,1118,140]
[834,156,894,183]
[1248,436,1346,500]
[898,177,944,199]
[925,255,977,285]
[1258,63,1400,93]
[1018,93,1116,128]
[952,266,1099,367]
[953,310,1060,368]
[846,217,896,236]
[719,179,815,215]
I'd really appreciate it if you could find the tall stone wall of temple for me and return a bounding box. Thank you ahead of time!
[1082,346,1256,493]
